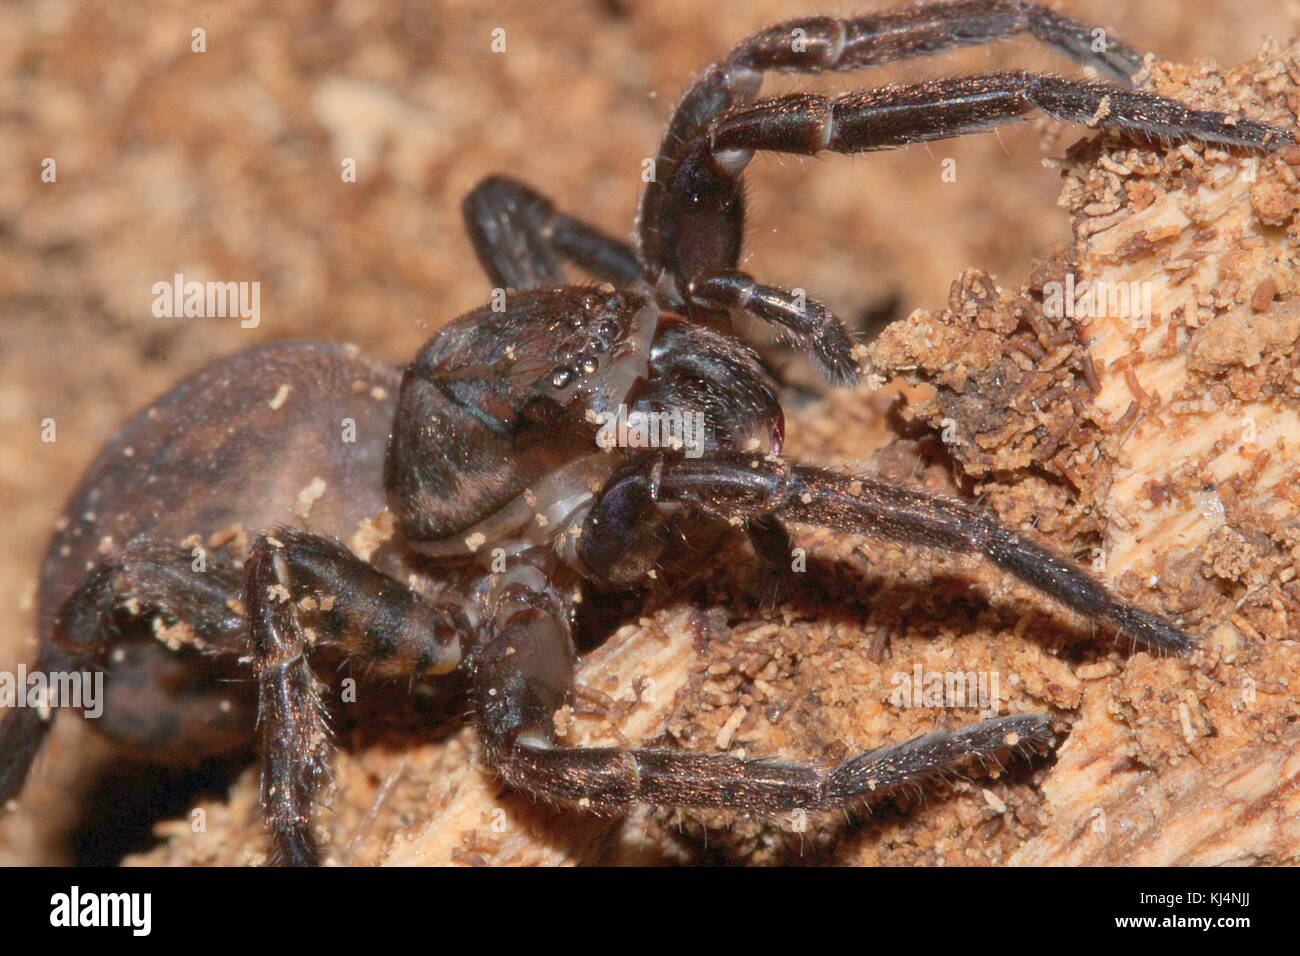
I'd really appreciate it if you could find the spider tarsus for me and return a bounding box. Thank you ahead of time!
[828,712,1056,802]
[689,269,861,387]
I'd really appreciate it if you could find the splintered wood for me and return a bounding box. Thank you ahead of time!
[1008,46,1300,865]
[135,44,1300,867]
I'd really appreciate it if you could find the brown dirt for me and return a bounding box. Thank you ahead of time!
[1,0,1297,865]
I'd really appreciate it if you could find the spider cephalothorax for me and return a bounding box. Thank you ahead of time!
[2,1,1292,865]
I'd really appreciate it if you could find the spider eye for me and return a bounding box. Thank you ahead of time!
[579,355,599,375]
[551,367,574,389]
[597,320,619,339]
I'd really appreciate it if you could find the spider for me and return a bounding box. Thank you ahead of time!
[2,0,1292,866]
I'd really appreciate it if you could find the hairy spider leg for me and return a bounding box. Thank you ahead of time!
[578,454,1194,656]
[637,1,1294,384]
[640,0,1151,278]
[0,540,254,803]
[474,550,1055,814]
[462,175,643,291]
[243,528,466,865]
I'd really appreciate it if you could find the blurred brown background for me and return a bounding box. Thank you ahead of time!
[0,0,1294,863]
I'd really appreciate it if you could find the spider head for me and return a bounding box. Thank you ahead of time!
[513,286,660,421]
[385,286,659,546]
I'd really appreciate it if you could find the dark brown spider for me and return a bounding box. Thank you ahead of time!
[2,0,1292,866]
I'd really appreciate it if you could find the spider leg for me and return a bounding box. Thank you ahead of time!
[637,2,1295,385]
[724,1,1146,84]
[52,538,247,657]
[0,645,68,804]
[659,73,1291,289]
[462,175,643,290]
[652,72,1291,384]
[578,454,1194,655]
[475,554,1054,814]
[242,527,466,865]
[686,269,859,386]
[745,513,799,608]
[639,0,1154,277]
[1,539,250,803]
[710,73,1292,159]
[667,72,1290,285]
